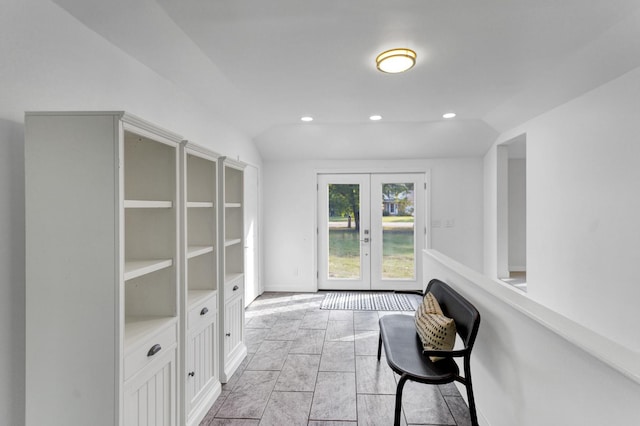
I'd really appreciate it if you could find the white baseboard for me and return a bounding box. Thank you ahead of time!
[187,382,221,426]
[263,283,317,293]
[221,344,247,383]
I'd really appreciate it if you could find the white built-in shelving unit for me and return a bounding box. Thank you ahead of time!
[25,111,181,426]
[180,142,221,426]
[121,117,180,426]
[25,112,249,426]
[218,158,247,383]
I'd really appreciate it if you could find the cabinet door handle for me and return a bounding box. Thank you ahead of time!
[233,285,239,291]
[147,344,162,357]
[200,307,209,316]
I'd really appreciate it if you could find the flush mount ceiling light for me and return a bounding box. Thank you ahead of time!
[376,48,417,73]
[369,115,382,121]
[300,116,313,122]
[442,112,456,119]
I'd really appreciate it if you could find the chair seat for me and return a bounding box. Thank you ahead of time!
[379,314,459,383]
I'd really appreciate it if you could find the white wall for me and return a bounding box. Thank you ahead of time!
[0,1,261,424]
[263,158,484,292]
[484,65,640,351]
[495,146,509,278]
[508,159,526,270]
[0,1,260,164]
[0,120,25,426]
[483,145,499,279]
[425,250,640,426]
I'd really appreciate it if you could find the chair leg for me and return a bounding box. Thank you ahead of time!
[377,332,382,361]
[394,374,409,426]
[465,381,479,426]
[463,358,479,426]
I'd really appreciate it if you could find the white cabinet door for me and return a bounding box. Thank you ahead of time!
[224,295,244,362]
[186,319,217,415]
[124,347,177,426]
[243,164,260,305]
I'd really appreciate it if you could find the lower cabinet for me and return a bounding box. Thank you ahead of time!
[222,290,246,381]
[124,345,177,426]
[186,321,220,424]
[186,306,220,425]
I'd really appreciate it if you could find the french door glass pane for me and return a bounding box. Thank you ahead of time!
[328,184,360,279]
[381,183,415,279]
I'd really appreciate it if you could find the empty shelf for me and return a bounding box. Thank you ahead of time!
[187,245,214,259]
[124,259,173,281]
[187,201,214,208]
[124,200,173,208]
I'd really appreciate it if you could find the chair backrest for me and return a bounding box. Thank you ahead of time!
[426,279,480,352]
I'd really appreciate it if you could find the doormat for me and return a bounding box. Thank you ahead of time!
[320,292,421,311]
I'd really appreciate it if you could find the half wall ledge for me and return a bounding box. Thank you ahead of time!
[423,249,639,385]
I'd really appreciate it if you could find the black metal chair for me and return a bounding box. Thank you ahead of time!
[378,279,481,426]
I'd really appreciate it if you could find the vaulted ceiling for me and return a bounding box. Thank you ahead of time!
[53,0,640,160]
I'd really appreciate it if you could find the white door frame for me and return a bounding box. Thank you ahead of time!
[316,171,427,291]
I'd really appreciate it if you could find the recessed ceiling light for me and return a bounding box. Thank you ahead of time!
[300,116,313,122]
[376,48,417,73]
[443,112,456,119]
[369,115,382,121]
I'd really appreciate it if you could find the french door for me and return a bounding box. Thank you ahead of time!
[317,173,425,291]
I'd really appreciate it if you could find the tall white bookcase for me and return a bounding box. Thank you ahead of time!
[179,142,221,426]
[218,157,247,382]
[25,112,248,425]
[25,112,181,426]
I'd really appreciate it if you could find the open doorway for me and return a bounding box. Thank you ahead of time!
[497,134,527,291]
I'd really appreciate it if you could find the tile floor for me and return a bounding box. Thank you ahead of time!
[200,292,472,426]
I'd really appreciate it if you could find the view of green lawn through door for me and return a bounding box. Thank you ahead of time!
[328,183,361,279]
[381,182,415,279]
[328,182,415,280]
[319,173,424,291]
